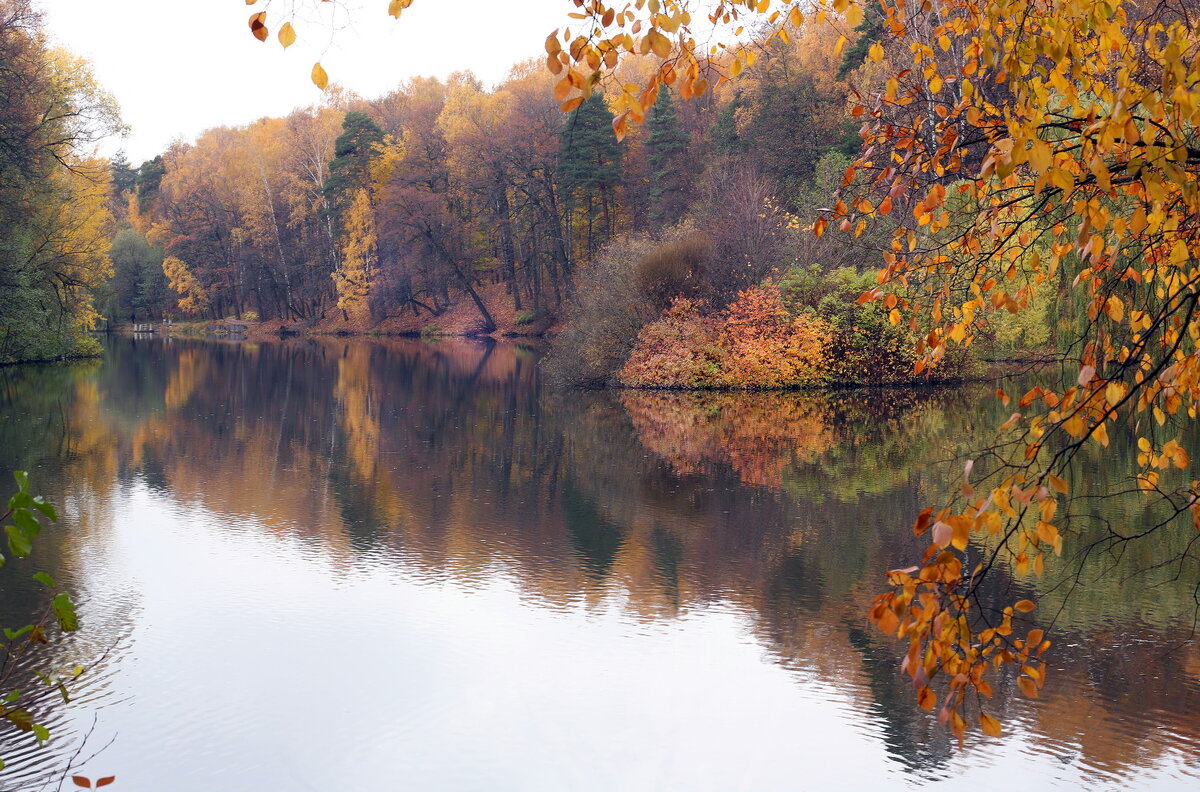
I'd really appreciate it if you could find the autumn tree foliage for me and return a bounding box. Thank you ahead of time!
[619,285,830,388]
[334,188,377,321]
[0,0,122,363]
[240,0,1200,740]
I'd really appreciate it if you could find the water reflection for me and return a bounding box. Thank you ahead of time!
[0,337,1196,790]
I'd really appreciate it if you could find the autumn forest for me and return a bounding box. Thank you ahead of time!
[2,0,1200,787]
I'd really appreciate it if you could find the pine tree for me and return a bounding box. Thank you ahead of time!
[646,85,690,225]
[322,111,386,234]
[559,93,622,258]
[110,149,136,196]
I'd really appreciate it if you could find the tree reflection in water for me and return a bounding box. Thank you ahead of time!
[0,336,1196,785]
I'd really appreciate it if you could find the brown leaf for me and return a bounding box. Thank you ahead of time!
[249,12,267,42]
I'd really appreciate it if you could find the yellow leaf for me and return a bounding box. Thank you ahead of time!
[845,4,864,27]
[868,42,884,63]
[649,30,671,59]
[1105,295,1124,322]
[278,21,296,48]
[311,62,328,90]
[1105,381,1126,406]
[979,712,1002,737]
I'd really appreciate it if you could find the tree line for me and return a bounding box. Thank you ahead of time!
[103,20,862,339]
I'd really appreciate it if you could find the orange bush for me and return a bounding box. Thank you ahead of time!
[618,285,831,389]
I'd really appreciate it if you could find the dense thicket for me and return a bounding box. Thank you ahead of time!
[0,0,121,363]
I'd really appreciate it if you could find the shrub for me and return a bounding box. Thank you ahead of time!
[618,285,832,389]
[634,233,709,310]
[547,230,666,386]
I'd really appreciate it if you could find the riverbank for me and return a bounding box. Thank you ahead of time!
[124,282,559,342]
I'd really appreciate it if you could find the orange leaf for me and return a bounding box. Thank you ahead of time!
[1013,599,1036,612]
[979,712,1002,737]
[249,11,268,42]
[1017,676,1039,699]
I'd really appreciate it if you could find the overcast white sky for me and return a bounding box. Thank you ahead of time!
[40,0,572,163]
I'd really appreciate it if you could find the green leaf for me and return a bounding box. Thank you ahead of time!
[13,509,41,540]
[5,525,32,558]
[3,690,21,704]
[13,471,28,493]
[31,723,49,743]
[32,572,55,588]
[30,497,56,522]
[3,626,32,641]
[7,491,32,511]
[4,708,34,731]
[52,593,78,632]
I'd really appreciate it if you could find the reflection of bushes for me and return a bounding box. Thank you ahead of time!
[620,385,984,494]
[620,390,835,488]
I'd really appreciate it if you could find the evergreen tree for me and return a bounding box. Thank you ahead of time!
[322,111,385,233]
[110,149,136,196]
[711,95,748,156]
[135,155,165,213]
[559,93,622,258]
[646,85,690,225]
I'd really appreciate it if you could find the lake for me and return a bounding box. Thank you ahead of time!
[0,337,1197,790]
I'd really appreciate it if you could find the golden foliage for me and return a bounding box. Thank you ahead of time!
[621,390,833,488]
[162,256,209,315]
[804,0,1200,738]
[333,188,376,320]
[619,285,831,388]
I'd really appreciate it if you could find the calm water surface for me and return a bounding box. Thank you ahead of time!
[0,337,1197,790]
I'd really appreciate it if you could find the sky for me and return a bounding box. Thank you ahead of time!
[40,0,572,163]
